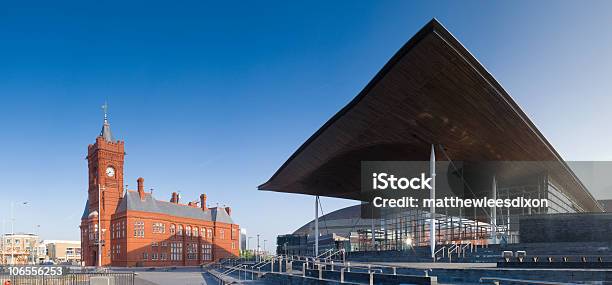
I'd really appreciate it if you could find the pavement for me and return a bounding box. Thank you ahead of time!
[134,271,213,285]
[113,267,269,285]
[106,267,218,285]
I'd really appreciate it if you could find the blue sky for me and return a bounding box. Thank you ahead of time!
[1,1,612,252]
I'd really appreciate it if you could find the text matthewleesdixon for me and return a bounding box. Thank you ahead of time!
[370,172,548,209]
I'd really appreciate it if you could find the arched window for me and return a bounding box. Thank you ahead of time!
[186,226,191,237]
[193,227,199,238]
[201,228,206,238]
[170,224,176,235]
[178,225,183,236]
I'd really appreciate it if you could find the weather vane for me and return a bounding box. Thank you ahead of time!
[101,102,109,122]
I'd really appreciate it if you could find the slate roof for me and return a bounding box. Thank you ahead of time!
[100,120,114,142]
[211,206,234,224]
[114,191,234,224]
[81,201,89,220]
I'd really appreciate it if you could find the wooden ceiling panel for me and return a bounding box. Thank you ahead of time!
[258,19,602,212]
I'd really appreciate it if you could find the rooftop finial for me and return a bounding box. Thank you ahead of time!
[102,101,109,123]
[99,101,115,142]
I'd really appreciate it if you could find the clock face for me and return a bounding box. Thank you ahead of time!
[105,167,115,177]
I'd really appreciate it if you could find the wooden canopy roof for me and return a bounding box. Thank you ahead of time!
[258,19,603,212]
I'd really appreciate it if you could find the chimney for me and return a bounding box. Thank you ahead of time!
[225,206,232,216]
[200,194,208,211]
[171,192,178,203]
[137,177,145,200]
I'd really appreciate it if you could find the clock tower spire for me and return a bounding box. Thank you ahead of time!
[84,103,125,266]
[100,102,115,142]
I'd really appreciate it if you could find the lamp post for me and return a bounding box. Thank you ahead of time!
[256,234,260,262]
[10,201,29,265]
[1,218,5,265]
[248,236,254,259]
[33,224,40,265]
[98,184,104,268]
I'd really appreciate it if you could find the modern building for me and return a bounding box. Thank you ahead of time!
[277,204,372,255]
[261,19,606,256]
[80,110,239,267]
[43,240,81,264]
[0,233,41,265]
[240,229,247,252]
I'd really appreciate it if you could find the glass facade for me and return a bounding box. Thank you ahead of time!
[354,173,587,251]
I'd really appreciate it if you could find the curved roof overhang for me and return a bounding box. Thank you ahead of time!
[258,19,603,212]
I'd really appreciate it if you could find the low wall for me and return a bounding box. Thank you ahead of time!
[498,261,612,269]
[305,268,437,285]
[393,267,612,284]
[520,213,612,243]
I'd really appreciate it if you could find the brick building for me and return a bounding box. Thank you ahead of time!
[80,111,239,267]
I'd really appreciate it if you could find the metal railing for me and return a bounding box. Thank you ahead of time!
[208,268,239,285]
[211,255,439,284]
[480,277,579,285]
[460,242,473,258]
[433,246,446,260]
[0,272,135,285]
[315,249,334,259]
[447,244,459,262]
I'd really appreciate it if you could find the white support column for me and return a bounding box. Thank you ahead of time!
[430,144,436,260]
[371,213,375,250]
[315,196,319,257]
[491,176,497,244]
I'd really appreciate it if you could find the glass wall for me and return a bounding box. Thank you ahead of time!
[355,173,587,250]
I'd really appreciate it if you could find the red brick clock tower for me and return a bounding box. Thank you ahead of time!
[83,104,125,266]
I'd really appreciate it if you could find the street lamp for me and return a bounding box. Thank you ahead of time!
[256,234,260,262]
[89,184,106,267]
[247,236,254,259]
[10,201,29,265]
[32,225,40,265]
[98,184,105,268]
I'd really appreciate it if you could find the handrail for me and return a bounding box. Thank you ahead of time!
[316,248,334,259]
[255,257,276,270]
[208,268,239,284]
[447,244,460,262]
[448,244,459,254]
[480,277,579,285]
[433,246,447,260]
[252,257,272,269]
[317,249,345,264]
[222,263,245,275]
[207,269,240,285]
[461,242,472,251]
